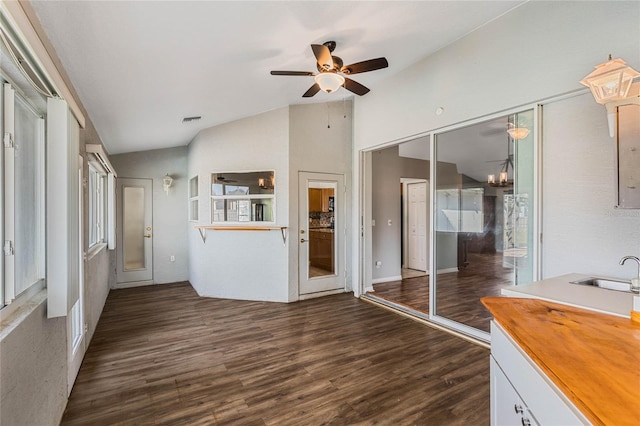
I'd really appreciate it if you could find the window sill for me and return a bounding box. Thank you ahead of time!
[86,242,108,261]
[0,283,46,341]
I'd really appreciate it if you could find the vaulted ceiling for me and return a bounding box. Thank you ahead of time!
[29,1,524,154]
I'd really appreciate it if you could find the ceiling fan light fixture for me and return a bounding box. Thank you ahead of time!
[314,72,345,93]
[506,127,530,140]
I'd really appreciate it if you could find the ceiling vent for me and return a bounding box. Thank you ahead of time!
[182,116,202,123]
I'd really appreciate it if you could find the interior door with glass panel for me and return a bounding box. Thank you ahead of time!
[299,172,345,296]
[116,178,153,285]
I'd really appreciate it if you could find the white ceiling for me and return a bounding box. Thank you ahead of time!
[29,1,524,154]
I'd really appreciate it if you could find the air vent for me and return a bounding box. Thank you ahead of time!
[182,116,202,123]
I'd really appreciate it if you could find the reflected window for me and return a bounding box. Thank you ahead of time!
[210,171,275,223]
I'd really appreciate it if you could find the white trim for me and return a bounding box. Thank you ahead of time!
[85,242,107,261]
[371,275,403,284]
[436,267,459,274]
[85,144,117,176]
[111,280,153,290]
[298,288,345,300]
[46,98,79,318]
[1,1,86,128]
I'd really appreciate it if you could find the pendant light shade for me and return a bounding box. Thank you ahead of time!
[315,73,345,93]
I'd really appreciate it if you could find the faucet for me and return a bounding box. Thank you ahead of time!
[619,255,640,293]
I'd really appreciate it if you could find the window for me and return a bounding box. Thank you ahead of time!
[189,176,198,221]
[211,171,275,223]
[88,162,106,247]
[1,82,46,308]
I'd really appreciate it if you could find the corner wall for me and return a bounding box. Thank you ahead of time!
[288,101,353,300]
[111,146,189,285]
[187,108,290,302]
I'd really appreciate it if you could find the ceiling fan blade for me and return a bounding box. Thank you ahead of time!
[311,44,333,70]
[341,57,389,75]
[343,78,370,96]
[302,83,321,98]
[270,71,314,76]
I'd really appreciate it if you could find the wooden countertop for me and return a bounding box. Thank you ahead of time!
[482,297,640,426]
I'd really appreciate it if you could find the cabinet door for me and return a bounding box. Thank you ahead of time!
[491,356,538,426]
[309,189,322,212]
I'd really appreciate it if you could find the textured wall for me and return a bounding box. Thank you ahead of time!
[542,93,640,279]
[0,297,67,426]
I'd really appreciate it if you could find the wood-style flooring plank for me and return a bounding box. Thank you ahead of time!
[62,282,489,425]
[372,252,513,332]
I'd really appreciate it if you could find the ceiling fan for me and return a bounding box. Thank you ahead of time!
[270,41,388,97]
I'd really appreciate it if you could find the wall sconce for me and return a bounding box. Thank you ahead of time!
[163,174,173,194]
[580,55,640,137]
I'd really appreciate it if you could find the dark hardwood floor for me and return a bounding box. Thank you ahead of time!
[371,253,513,332]
[62,283,489,425]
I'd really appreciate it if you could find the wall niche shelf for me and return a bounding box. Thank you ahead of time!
[194,225,288,245]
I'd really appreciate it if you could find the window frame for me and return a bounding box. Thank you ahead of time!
[1,81,46,309]
[189,175,199,222]
[87,161,106,248]
[210,170,276,225]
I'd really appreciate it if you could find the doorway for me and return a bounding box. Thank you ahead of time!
[404,180,428,272]
[116,178,153,287]
[298,172,345,297]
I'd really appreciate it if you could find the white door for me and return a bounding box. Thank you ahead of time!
[67,155,85,395]
[298,172,345,297]
[116,178,153,286]
[407,181,428,271]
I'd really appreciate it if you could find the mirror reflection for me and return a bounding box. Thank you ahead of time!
[307,183,336,278]
[367,109,535,335]
[210,171,275,223]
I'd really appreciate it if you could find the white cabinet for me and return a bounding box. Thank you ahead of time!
[490,357,538,425]
[490,321,589,426]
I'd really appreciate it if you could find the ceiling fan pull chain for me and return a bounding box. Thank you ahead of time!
[327,103,331,129]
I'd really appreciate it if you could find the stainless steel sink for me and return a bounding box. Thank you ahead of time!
[569,277,632,292]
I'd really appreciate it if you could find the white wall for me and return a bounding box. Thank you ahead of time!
[288,101,353,300]
[353,1,640,288]
[354,2,640,150]
[542,92,640,280]
[371,145,430,281]
[111,146,189,284]
[188,108,290,302]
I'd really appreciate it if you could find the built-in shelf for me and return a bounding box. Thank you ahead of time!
[194,225,288,245]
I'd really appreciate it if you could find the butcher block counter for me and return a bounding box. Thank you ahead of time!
[482,296,640,426]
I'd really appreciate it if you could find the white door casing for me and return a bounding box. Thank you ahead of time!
[298,172,345,297]
[116,178,153,286]
[407,181,428,271]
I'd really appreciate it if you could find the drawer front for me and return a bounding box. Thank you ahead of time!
[491,321,588,425]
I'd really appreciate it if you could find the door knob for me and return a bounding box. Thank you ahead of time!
[144,234,152,238]
[300,238,308,243]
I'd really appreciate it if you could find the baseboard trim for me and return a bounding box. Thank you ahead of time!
[111,280,154,289]
[371,275,402,284]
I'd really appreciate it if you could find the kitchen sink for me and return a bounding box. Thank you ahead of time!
[569,277,632,292]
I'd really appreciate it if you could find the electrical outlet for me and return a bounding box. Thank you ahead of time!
[170,255,175,262]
